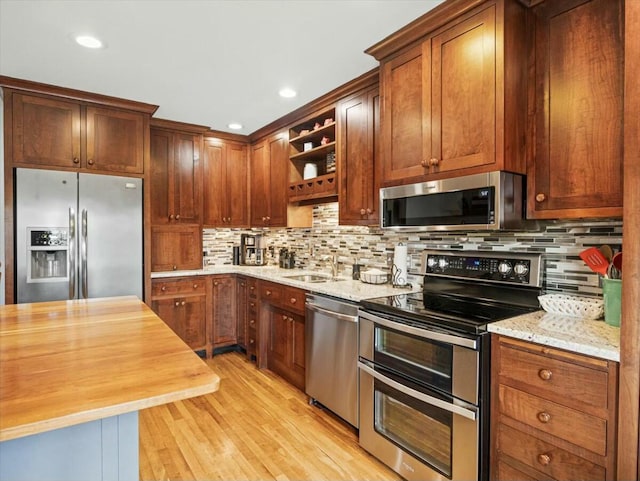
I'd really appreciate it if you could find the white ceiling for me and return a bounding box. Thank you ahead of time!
[0,0,444,134]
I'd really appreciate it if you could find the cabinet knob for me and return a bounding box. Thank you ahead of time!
[420,159,429,168]
[249,339,255,344]
[537,453,551,466]
[266,216,271,222]
[175,214,181,220]
[172,265,177,270]
[538,368,553,381]
[250,286,255,291]
[87,159,94,165]
[282,314,288,320]
[360,208,366,216]
[169,214,175,220]
[537,411,551,423]
[429,158,439,166]
[73,157,80,164]
[214,281,219,286]
[240,282,246,287]
[250,302,255,307]
[175,301,180,307]
[290,297,297,304]
[181,301,185,306]
[161,286,166,291]
[193,284,198,289]
[262,216,266,222]
[535,193,547,203]
[266,290,272,296]
[366,208,372,215]
[249,319,255,326]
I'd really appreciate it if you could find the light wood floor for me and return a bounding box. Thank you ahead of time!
[139,351,401,481]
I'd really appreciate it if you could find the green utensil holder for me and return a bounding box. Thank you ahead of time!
[602,278,622,327]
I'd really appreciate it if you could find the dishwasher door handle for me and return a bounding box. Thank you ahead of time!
[306,303,358,323]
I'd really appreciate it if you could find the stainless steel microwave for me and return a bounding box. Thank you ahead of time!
[380,171,525,231]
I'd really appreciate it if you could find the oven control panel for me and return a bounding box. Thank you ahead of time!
[422,251,541,287]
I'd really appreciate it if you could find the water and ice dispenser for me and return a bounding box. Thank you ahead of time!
[27,228,68,283]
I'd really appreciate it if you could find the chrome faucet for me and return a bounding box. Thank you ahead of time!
[331,255,339,278]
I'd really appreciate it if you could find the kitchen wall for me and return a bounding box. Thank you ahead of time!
[203,203,622,297]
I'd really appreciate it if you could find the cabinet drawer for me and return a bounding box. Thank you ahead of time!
[498,423,605,481]
[282,286,305,313]
[152,277,206,297]
[497,341,609,409]
[495,458,539,481]
[260,283,282,303]
[499,385,607,456]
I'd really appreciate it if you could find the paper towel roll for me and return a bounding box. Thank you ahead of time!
[392,243,408,286]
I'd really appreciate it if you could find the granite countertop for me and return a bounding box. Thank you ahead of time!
[488,310,620,362]
[151,265,420,302]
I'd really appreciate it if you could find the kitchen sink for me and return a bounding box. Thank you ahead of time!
[283,274,344,283]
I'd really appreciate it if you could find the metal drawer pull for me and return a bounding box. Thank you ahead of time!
[358,361,477,421]
[537,411,551,423]
[538,369,553,381]
[537,453,551,466]
[306,303,358,323]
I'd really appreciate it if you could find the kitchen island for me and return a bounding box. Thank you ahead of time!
[0,296,220,481]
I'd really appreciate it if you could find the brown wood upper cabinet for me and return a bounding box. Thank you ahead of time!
[368,0,527,187]
[250,131,288,227]
[9,92,146,174]
[203,135,250,228]
[338,84,380,225]
[527,0,623,219]
[150,121,206,225]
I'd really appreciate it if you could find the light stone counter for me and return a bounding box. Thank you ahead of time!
[488,310,620,362]
[151,265,419,302]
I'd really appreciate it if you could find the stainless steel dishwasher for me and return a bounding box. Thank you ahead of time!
[305,293,359,428]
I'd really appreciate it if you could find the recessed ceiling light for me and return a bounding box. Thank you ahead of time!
[75,35,104,49]
[227,122,243,130]
[279,87,297,98]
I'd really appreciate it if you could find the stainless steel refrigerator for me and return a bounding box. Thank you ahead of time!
[15,168,143,304]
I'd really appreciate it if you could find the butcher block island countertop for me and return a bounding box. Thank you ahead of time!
[0,295,220,442]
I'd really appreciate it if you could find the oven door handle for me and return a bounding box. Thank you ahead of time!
[359,310,477,349]
[358,361,477,421]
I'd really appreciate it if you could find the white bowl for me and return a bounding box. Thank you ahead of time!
[360,270,388,285]
[538,294,603,320]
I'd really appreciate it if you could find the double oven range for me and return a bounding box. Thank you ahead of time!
[358,250,542,481]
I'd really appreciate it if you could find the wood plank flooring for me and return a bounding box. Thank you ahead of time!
[139,351,401,480]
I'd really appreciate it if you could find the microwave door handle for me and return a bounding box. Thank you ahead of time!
[68,208,76,299]
[81,209,88,299]
[358,361,477,421]
[359,311,477,349]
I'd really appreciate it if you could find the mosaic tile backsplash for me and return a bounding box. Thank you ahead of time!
[203,202,622,297]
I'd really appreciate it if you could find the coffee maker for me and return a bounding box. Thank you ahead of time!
[240,234,268,265]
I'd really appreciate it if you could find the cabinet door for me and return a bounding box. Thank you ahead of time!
[181,295,208,349]
[151,295,206,350]
[267,307,290,375]
[266,133,288,227]
[172,133,202,224]
[528,0,623,219]
[212,275,237,347]
[249,141,270,226]
[150,225,202,272]
[289,312,305,390]
[12,93,81,168]
[226,142,249,227]
[85,106,145,174]
[150,129,173,224]
[236,277,247,349]
[338,86,379,225]
[431,5,496,173]
[202,140,225,227]
[379,42,431,185]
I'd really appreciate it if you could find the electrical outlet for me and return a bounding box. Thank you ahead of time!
[386,253,394,266]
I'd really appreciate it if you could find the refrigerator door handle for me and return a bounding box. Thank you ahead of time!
[68,208,76,299]
[81,209,88,299]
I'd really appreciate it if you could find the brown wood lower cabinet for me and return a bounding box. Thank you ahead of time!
[211,275,237,349]
[150,277,210,356]
[245,277,258,361]
[258,280,307,391]
[490,335,618,481]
